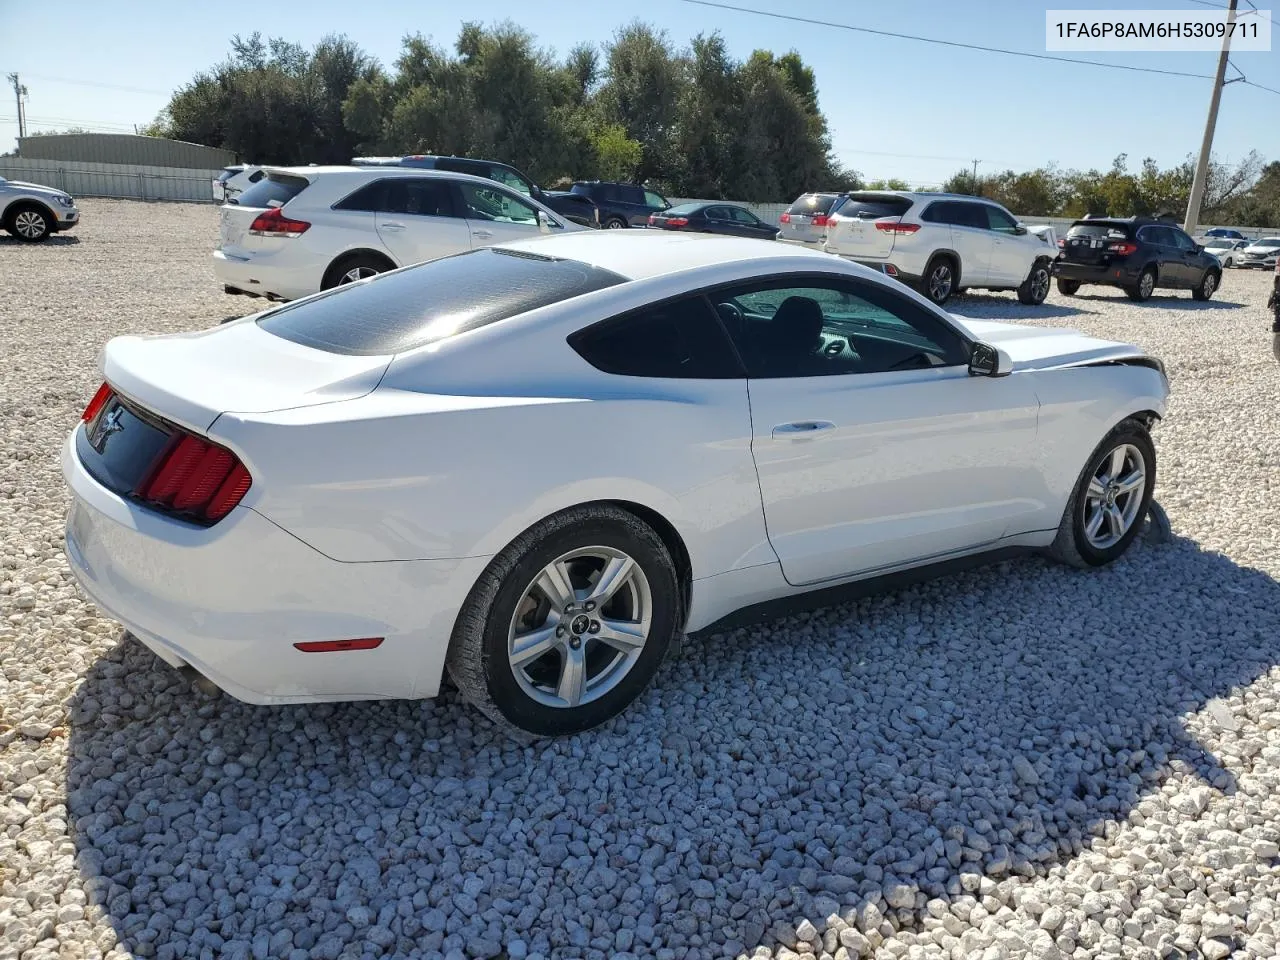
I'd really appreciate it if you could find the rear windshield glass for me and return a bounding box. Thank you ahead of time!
[835,194,913,219]
[1067,222,1132,240]
[663,202,704,216]
[235,173,309,209]
[258,248,629,356]
[786,194,839,216]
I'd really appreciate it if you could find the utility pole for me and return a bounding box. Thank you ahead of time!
[7,73,27,144]
[971,159,981,196]
[1183,0,1238,235]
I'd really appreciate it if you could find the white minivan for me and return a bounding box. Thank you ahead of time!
[213,166,583,302]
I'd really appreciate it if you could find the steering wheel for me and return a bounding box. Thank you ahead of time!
[714,301,745,330]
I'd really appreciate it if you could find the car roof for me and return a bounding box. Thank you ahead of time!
[262,165,512,185]
[494,230,843,282]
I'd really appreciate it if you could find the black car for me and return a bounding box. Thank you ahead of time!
[1052,217,1222,302]
[350,155,599,227]
[561,181,670,228]
[648,202,780,240]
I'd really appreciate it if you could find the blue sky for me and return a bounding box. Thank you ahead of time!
[2,0,1277,186]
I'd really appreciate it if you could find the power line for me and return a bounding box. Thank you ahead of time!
[13,73,170,96]
[679,0,1218,79]
[1242,78,1280,95]
[1182,0,1279,28]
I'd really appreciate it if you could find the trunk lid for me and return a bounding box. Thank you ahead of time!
[218,171,312,258]
[101,317,392,434]
[826,193,913,258]
[951,317,1152,370]
[1061,221,1132,265]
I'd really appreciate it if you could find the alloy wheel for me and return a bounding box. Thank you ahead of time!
[1202,273,1217,297]
[340,265,380,284]
[1082,443,1147,550]
[928,263,953,302]
[14,210,46,239]
[507,547,653,708]
[1139,271,1155,299]
[1030,266,1050,302]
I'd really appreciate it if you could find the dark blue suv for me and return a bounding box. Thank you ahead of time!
[1052,216,1222,302]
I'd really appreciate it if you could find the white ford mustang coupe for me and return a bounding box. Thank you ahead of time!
[63,232,1169,736]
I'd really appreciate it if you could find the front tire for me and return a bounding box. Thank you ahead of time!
[1048,418,1156,569]
[1017,261,1052,305]
[920,255,957,305]
[1191,269,1219,301]
[6,204,52,242]
[446,505,681,737]
[605,217,627,230]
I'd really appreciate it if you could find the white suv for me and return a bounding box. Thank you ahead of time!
[212,165,264,203]
[0,176,80,242]
[213,166,583,302]
[823,191,1056,306]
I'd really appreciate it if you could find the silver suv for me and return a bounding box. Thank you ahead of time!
[823,191,1055,306]
[0,176,80,242]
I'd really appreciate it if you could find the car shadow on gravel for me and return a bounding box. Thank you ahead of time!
[0,234,81,247]
[62,533,1280,960]
[948,294,1097,320]
[1059,293,1246,311]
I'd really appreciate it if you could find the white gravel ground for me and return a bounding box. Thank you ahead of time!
[3,199,1280,960]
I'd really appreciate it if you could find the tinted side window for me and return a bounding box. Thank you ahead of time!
[619,185,645,204]
[487,165,534,195]
[598,184,621,202]
[1169,228,1196,251]
[383,179,457,218]
[334,181,386,212]
[984,206,1019,234]
[643,190,668,209]
[459,183,540,225]
[569,296,742,379]
[952,202,990,230]
[920,201,950,224]
[710,277,969,379]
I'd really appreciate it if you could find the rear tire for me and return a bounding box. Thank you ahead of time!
[605,217,627,229]
[1191,269,1219,301]
[1048,418,1156,569]
[1017,260,1052,305]
[1126,266,1157,302]
[1056,279,1081,296]
[920,255,957,305]
[321,252,393,290]
[5,203,52,243]
[446,505,681,738]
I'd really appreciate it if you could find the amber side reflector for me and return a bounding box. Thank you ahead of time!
[293,638,384,653]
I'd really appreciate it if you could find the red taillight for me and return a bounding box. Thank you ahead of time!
[1057,238,1066,248]
[665,217,689,227]
[1107,242,1138,256]
[136,431,252,524]
[82,382,113,423]
[874,218,920,235]
[780,212,791,223]
[248,207,310,237]
[647,214,656,226]
[811,214,829,227]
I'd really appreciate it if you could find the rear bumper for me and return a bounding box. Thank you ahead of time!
[61,428,487,704]
[212,250,319,302]
[1051,260,1141,285]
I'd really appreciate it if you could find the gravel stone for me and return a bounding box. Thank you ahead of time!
[5,201,1280,960]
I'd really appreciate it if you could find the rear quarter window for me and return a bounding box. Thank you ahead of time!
[258,248,627,356]
[236,174,310,209]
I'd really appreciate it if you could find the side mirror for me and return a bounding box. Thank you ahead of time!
[537,210,553,233]
[968,342,1013,378]
[1014,225,1028,236]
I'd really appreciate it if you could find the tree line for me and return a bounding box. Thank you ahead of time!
[139,24,1278,225]
[939,153,1280,228]
[144,24,858,202]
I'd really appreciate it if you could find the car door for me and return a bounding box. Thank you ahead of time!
[457,181,556,246]
[725,206,776,239]
[702,206,737,235]
[373,178,472,267]
[947,202,994,286]
[643,189,670,221]
[983,204,1031,286]
[1168,227,1206,286]
[708,274,1043,586]
[1139,226,1185,286]
[618,184,651,226]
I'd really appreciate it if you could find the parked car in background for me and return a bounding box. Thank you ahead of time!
[648,202,780,239]
[213,166,582,302]
[352,155,599,227]
[823,191,1054,306]
[778,192,848,248]
[565,181,670,228]
[1201,237,1249,268]
[64,230,1168,736]
[1237,237,1280,270]
[1204,227,1247,241]
[213,165,264,203]
[1052,217,1222,301]
[0,176,79,242]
